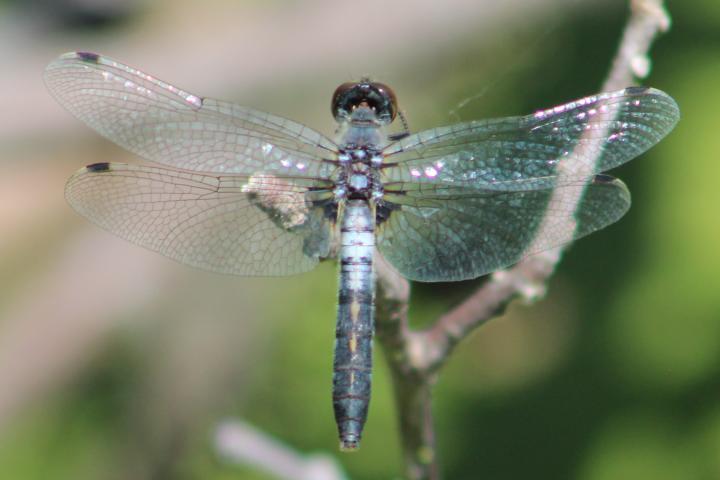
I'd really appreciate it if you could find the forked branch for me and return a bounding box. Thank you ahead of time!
[374,1,672,479]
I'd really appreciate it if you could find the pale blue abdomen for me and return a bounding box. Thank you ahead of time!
[333,199,376,451]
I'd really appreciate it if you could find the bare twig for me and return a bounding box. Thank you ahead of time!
[375,256,438,479]
[603,0,671,91]
[215,420,348,480]
[374,1,672,479]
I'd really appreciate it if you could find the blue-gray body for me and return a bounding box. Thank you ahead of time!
[333,199,375,450]
[331,108,387,451]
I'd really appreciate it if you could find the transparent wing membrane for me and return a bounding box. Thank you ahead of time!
[65,163,336,276]
[48,52,679,283]
[45,52,338,178]
[382,88,679,189]
[378,176,631,282]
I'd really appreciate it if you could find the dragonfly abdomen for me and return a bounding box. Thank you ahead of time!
[333,199,375,451]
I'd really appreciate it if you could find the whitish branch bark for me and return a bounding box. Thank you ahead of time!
[215,420,348,480]
[374,1,672,479]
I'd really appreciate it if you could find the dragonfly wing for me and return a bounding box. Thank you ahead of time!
[377,176,630,282]
[45,52,338,178]
[382,87,678,187]
[66,163,337,276]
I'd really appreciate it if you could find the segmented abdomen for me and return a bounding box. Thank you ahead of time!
[333,199,375,451]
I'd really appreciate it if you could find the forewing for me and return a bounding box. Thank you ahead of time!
[377,176,630,282]
[65,163,337,276]
[45,52,338,178]
[382,87,678,187]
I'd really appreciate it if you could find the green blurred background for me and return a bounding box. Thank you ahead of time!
[0,0,718,478]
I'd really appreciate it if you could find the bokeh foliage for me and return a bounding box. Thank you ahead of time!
[0,1,717,479]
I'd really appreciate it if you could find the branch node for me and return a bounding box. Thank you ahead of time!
[632,0,671,31]
[630,54,651,78]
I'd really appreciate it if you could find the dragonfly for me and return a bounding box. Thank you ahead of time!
[45,51,679,451]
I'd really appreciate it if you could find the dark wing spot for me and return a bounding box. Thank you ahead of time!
[76,51,100,63]
[388,132,410,142]
[625,85,649,95]
[86,162,111,172]
[593,173,616,184]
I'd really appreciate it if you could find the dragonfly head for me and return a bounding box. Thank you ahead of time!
[331,79,398,126]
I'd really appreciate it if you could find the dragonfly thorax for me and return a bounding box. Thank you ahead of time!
[334,142,385,202]
[349,173,369,191]
[333,99,388,203]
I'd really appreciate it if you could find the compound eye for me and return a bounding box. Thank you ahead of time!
[330,80,399,124]
[331,82,358,119]
[370,82,398,121]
